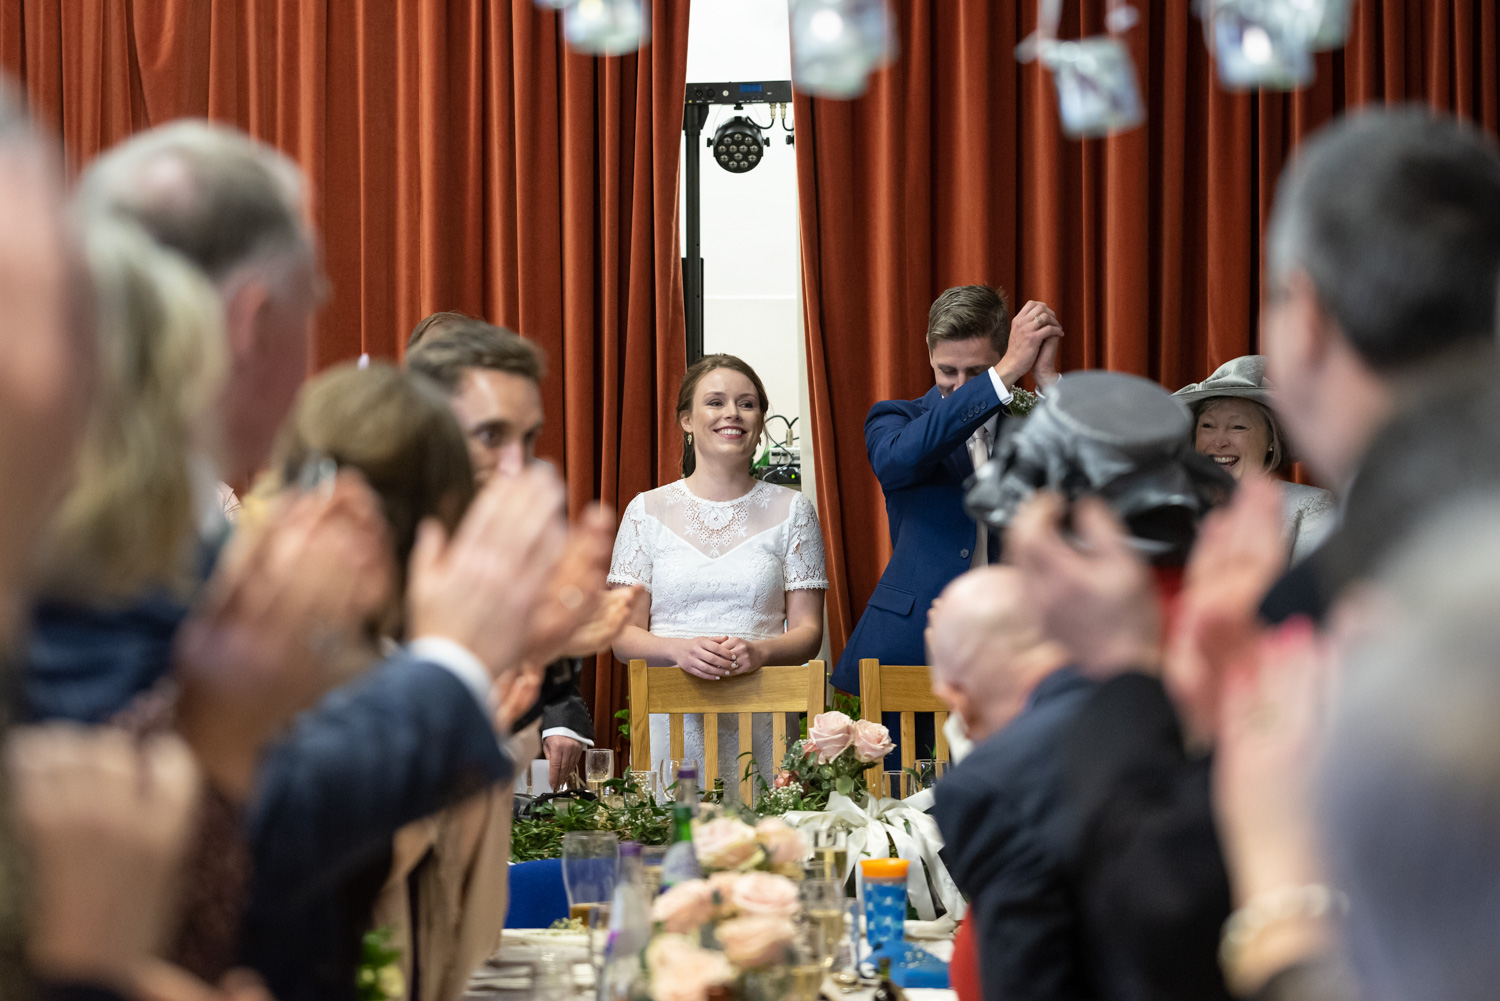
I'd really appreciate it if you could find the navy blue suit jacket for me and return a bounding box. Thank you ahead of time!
[832,375,1006,691]
[933,669,1098,1001]
[240,652,513,1001]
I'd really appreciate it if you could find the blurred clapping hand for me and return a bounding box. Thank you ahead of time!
[1005,492,1161,675]
[1165,476,1287,749]
[173,472,393,802]
[7,726,199,994]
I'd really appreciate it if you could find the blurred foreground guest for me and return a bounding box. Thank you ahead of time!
[256,361,530,1001]
[76,119,324,492]
[1319,502,1500,1001]
[1257,107,1500,623]
[25,219,225,725]
[1174,356,1333,563]
[928,566,1084,1001]
[0,85,267,1001]
[408,320,643,789]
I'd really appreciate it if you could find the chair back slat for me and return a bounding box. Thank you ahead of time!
[859,659,949,798]
[626,660,827,803]
[900,712,917,776]
[703,713,719,789]
[738,712,754,803]
[772,713,788,771]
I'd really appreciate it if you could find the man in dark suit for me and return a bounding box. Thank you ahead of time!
[831,285,1064,694]
[408,321,642,788]
[1256,108,1500,624]
[928,567,1089,1001]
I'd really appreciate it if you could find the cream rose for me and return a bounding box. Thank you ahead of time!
[754,817,810,866]
[852,718,896,763]
[651,878,716,934]
[807,711,857,763]
[716,915,797,969]
[693,817,762,871]
[647,935,736,1001]
[731,871,801,918]
[706,871,745,915]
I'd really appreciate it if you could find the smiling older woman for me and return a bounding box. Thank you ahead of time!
[1175,356,1335,563]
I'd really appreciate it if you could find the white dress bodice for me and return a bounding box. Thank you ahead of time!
[607,479,828,637]
[607,479,828,792]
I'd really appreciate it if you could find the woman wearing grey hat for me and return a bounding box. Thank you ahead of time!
[1174,356,1335,563]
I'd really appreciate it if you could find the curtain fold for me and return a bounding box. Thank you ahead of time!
[0,0,690,754]
[795,0,1500,676]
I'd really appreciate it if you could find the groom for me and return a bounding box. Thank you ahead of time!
[832,285,1063,696]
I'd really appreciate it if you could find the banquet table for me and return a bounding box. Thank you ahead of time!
[463,928,958,1001]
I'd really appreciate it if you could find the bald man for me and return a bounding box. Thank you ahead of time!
[932,566,1097,1001]
[926,566,1069,754]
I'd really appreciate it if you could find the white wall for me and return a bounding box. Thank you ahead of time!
[681,0,805,452]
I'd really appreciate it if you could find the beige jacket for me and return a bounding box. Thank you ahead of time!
[372,723,540,1001]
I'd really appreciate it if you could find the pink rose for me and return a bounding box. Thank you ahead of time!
[773,770,800,789]
[731,871,801,917]
[852,719,896,763]
[647,935,736,1001]
[807,711,857,764]
[707,871,745,915]
[754,817,810,866]
[716,915,797,969]
[693,817,763,871]
[651,879,716,934]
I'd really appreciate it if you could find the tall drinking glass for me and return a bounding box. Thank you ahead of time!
[881,770,908,800]
[656,758,684,804]
[799,878,846,970]
[585,748,615,798]
[562,831,619,926]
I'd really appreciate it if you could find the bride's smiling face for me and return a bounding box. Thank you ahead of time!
[681,367,764,467]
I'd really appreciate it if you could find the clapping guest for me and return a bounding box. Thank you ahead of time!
[609,354,827,789]
[1174,356,1334,563]
[407,320,642,791]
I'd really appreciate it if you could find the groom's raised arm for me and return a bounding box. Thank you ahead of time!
[866,375,1006,492]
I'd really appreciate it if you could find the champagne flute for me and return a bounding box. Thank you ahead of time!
[811,828,849,883]
[585,747,615,799]
[799,878,846,970]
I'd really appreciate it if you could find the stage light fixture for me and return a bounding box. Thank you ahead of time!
[562,0,649,55]
[789,0,897,100]
[1017,1,1145,139]
[711,117,768,175]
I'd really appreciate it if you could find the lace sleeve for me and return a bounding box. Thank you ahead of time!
[607,494,654,590]
[783,492,829,591]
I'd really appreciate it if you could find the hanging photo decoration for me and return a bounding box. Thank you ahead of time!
[1198,0,1357,91]
[562,0,650,55]
[789,0,898,100]
[1017,0,1145,139]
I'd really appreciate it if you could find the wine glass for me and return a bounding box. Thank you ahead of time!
[561,831,619,928]
[626,769,657,806]
[585,748,615,798]
[656,758,683,804]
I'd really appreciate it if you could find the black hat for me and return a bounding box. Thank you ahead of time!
[965,370,1234,563]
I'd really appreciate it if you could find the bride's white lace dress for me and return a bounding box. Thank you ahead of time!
[607,479,828,790]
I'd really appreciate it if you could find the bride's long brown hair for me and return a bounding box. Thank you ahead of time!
[676,353,770,478]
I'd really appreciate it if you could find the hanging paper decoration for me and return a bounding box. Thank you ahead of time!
[1017,0,1145,139]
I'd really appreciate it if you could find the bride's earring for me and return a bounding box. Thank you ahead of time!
[687,432,694,446]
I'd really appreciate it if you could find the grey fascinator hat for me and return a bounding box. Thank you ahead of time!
[965,370,1234,563]
[1172,355,1273,407]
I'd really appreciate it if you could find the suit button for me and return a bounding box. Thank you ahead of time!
[960,548,970,559]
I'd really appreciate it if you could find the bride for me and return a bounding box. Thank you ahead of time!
[609,354,827,791]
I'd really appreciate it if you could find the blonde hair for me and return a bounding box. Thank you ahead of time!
[40,219,226,601]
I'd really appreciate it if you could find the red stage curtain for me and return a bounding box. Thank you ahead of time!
[0,0,690,754]
[794,0,1500,675]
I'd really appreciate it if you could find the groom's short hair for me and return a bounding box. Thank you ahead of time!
[926,284,1012,356]
[405,320,547,390]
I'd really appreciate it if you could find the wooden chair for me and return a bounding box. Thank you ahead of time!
[628,659,826,804]
[858,659,950,797]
